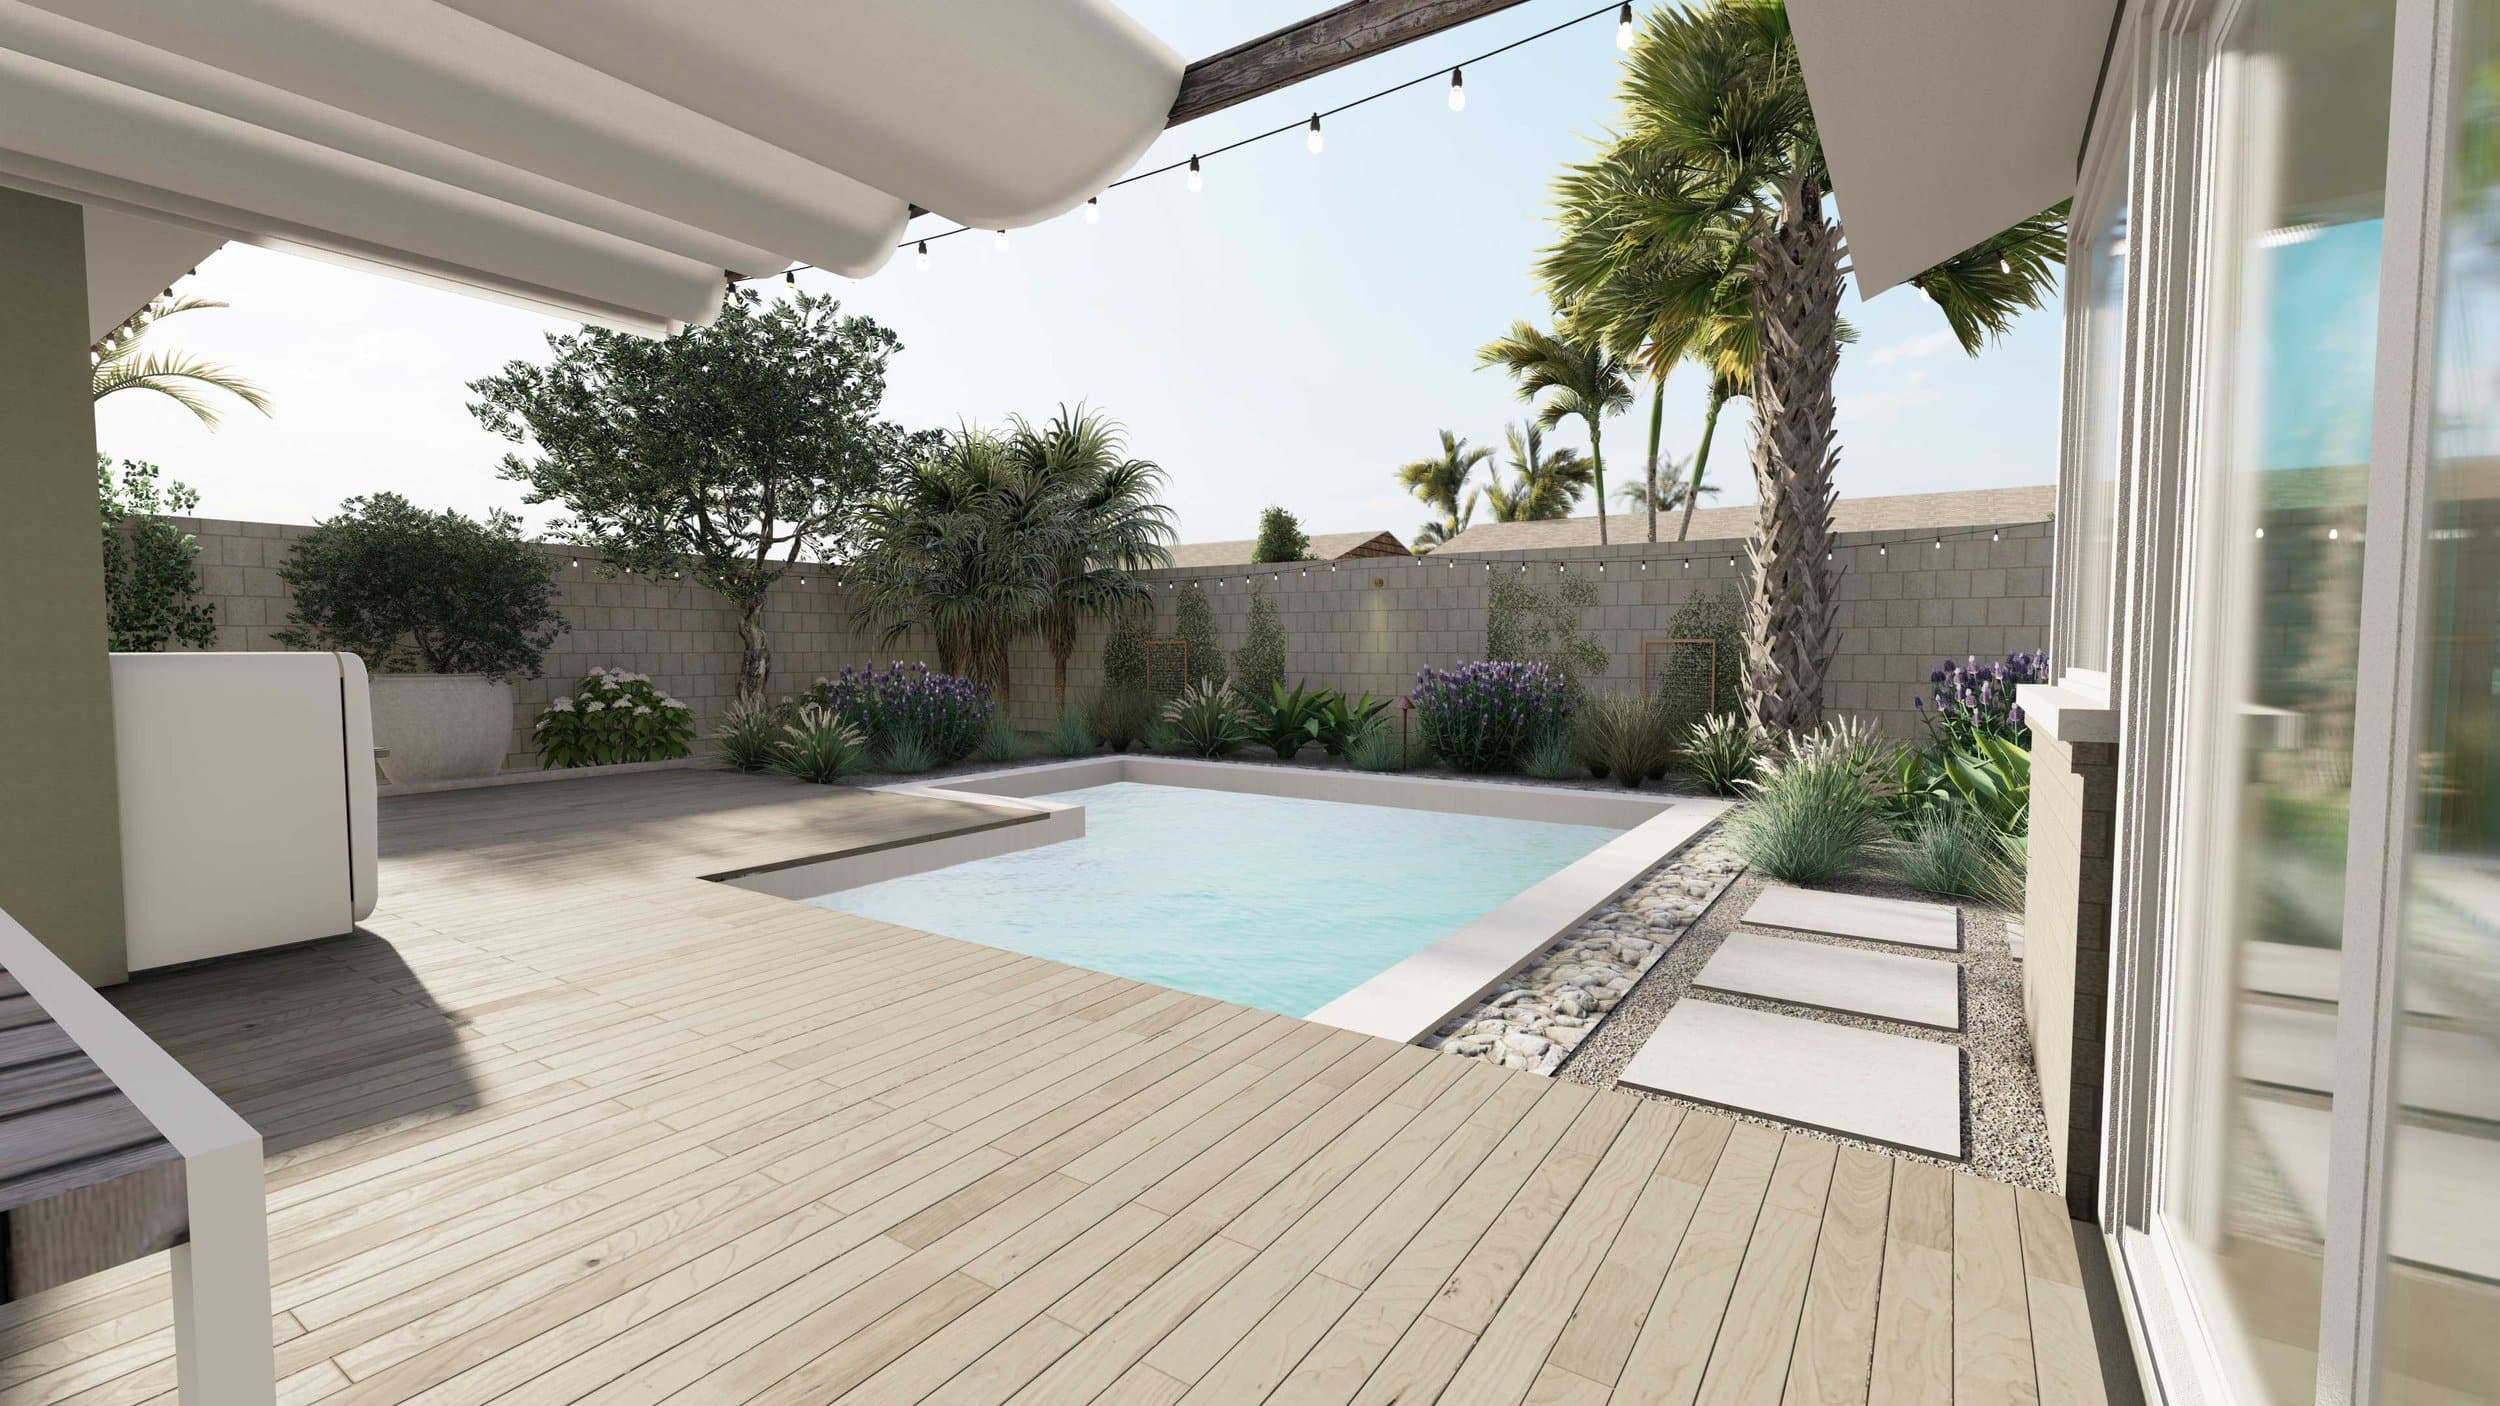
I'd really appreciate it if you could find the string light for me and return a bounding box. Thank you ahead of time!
[915,241,929,271]
[784,269,796,286]
[1999,258,2011,274]
[994,228,1010,251]
[1084,196,1100,224]
[1617,2,1636,49]
[1186,155,1203,192]
[1306,114,1324,155]
[1448,67,1466,111]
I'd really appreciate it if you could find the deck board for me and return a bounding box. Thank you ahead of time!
[0,768,2099,1402]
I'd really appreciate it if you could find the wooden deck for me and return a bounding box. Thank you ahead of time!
[0,770,2111,1404]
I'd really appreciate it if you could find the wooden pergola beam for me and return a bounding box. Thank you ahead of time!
[1167,0,1536,127]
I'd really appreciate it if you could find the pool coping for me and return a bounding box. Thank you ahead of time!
[725,756,1729,1045]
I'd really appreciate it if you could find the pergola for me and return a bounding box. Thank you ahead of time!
[0,0,1534,985]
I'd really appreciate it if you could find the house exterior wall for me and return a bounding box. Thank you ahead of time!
[166,515,2050,772]
[2024,726,2117,1219]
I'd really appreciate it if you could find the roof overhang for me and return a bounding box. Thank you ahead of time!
[1790,0,2119,295]
[0,0,1184,333]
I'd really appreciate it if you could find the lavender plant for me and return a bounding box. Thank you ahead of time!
[1411,661,1573,773]
[1913,650,2049,750]
[808,661,992,765]
[533,667,694,768]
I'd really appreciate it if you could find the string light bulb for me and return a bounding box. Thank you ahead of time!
[915,241,929,271]
[1084,196,1100,224]
[784,269,796,287]
[1186,155,1203,192]
[1448,67,1466,111]
[994,228,1009,251]
[1306,114,1324,155]
[1616,2,1636,50]
[1999,258,2011,275]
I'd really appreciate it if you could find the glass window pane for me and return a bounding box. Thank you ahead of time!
[2380,1,2500,1398]
[2160,2,2393,1400]
[2069,174,2128,675]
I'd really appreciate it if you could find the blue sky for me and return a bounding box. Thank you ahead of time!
[94,0,2064,546]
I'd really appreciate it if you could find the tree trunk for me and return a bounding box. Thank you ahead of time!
[1676,386,1726,542]
[1050,627,1074,707]
[735,596,772,712]
[1588,418,1609,545]
[1644,378,1664,543]
[1742,180,1844,741]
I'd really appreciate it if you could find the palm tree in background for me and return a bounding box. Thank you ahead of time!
[847,428,1053,701]
[91,296,272,428]
[1613,451,1719,518]
[1473,422,1593,523]
[1476,324,1632,545]
[1549,0,2064,735]
[1397,429,1494,549]
[1005,404,1175,706]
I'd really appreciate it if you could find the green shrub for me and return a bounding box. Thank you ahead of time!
[1231,587,1287,700]
[1521,732,1584,780]
[1895,806,2022,904]
[716,702,784,772]
[1578,693,1675,790]
[1043,706,1099,756]
[1726,726,1896,884]
[1682,713,1759,795]
[275,492,565,679]
[773,704,870,784]
[1158,680,1247,758]
[533,667,696,768]
[99,456,217,651]
[1101,607,1151,693]
[1649,587,1744,737]
[1348,718,1413,771]
[874,734,941,774]
[1253,506,1311,563]
[1938,731,2032,836]
[971,714,1029,763]
[1311,692,1391,758]
[1174,587,1222,691]
[1246,681,1333,760]
[1089,685,1157,752]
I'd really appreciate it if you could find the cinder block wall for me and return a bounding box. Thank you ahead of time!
[168,516,2050,770]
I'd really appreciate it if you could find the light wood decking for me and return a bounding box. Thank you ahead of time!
[0,770,2111,1404]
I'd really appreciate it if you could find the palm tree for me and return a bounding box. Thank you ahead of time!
[1396,430,1494,548]
[1005,404,1176,705]
[1552,0,2064,735]
[1477,324,1633,544]
[1473,422,1593,523]
[1614,452,1719,516]
[847,428,1053,701]
[91,296,271,427]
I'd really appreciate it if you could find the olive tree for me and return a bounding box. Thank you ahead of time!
[469,289,925,708]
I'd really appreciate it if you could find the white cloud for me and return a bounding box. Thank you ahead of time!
[1868,329,1960,367]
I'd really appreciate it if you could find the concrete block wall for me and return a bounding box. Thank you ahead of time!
[2025,727,2118,1218]
[166,515,2050,771]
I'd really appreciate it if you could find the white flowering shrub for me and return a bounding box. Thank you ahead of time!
[533,666,694,768]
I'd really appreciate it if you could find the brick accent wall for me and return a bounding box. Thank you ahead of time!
[166,516,2050,772]
[2025,728,2119,1218]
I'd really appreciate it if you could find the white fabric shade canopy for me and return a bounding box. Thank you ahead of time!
[0,0,1184,333]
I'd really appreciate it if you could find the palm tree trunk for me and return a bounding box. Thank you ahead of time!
[1587,417,1609,546]
[1644,378,1665,543]
[1676,385,1727,542]
[1743,179,1844,740]
[734,596,772,712]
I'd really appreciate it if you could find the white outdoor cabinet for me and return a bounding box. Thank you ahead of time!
[109,652,378,972]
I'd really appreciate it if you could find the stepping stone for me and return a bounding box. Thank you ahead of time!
[2005,920,2026,961]
[1696,931,1961,1029]
[1744,884,1960,951]
[1618,999,1963,1158]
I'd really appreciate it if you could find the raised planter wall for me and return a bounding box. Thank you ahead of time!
[168,516,2051,771]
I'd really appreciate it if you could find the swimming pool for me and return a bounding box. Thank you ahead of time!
[805,780,1619,1016]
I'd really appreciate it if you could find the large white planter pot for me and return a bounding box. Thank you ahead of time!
[369,674,512,784]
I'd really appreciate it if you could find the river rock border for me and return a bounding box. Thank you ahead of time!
[1422,824,1743,1074]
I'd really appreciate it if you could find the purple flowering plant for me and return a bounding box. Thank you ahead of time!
[1411,660,1573,773]
[1913,649,2048,751]
[808,661,992,764]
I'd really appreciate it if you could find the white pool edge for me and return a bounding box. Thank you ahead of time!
[729,756,1729,1045]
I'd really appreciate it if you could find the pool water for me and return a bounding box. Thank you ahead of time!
[808,781,1617,1016]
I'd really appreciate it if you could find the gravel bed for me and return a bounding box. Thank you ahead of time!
[1557,865,2059,1194]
